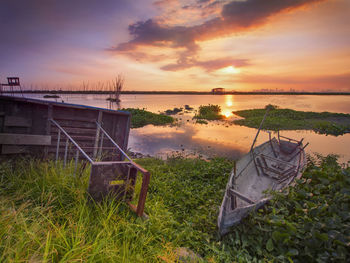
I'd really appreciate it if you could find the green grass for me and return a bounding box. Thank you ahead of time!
[123,108,174,128]
[233,105,350,136]
[0,155,349,262]
[194,105,224,121]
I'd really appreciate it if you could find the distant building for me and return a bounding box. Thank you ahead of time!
[211,88,225,94]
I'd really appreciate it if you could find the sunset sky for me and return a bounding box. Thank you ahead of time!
[0,0,349,91]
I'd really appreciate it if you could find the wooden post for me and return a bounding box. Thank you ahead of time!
[64,138,69,167]
[93,111,103,160]
[44,105,52,159]
[136,171,150,216]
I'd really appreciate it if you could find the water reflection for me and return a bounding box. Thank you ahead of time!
[129,123,247,159]
[26,93,350,161]
[225,95,233,107]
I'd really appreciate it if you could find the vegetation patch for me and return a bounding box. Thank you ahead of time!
[184,105,194,111]
[194,104,224,121]
[164,107,183,115]
[0,155,348,262]
[123,108,174,128]
[233,105,350,136]
[195,119,208,125]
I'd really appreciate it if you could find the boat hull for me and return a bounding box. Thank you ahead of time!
[218,137,306,235]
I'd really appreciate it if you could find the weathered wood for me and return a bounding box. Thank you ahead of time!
[0,96,150,219]
[1,145,28,154]
[45,105,53,158]
[51,120,96,129]
[218,136,307,236]
[53,116,96,123]
[0,133,51,145]
[93,111,103,159]
[88,163,129,201]
[51,126,96,135]
[136,171,150,216]
[4,116,32,127]
[51,135,97,142]
[229,189,255,204]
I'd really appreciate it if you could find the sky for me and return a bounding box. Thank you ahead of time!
[0,0,349,92]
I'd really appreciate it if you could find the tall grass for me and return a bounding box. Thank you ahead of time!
[1,156,349,262]
[0,157,233,262]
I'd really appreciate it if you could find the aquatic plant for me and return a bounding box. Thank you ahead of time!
[194,104,224,120]
[123,108,174,128]
[0,155,348,262]
[106,75,124,102]
[196,119,208,124]
[164,107,183,115]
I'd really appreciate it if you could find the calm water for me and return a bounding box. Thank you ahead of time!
[27,94,350,162]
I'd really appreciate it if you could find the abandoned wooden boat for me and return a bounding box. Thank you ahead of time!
[0,95,150,217]
[218,115,308,235]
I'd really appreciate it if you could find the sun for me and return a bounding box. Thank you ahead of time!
[219,66,241,74]
[223,109,232,118]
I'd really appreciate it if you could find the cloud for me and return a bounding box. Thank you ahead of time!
[229,72,350,91]
[161,57,250,71]
[115,0,325,70]
[237,72,350,85]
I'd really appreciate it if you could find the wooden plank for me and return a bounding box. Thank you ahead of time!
[51,120,96,129]
[4,116,32,127]
[1,145,28,154]
[51,126,96,135]
[0,133,51,145]
[45,105,52,158]
[229,189,255,204]
[51,135,96,142]
[54,116,96,123]
[93,111,103,159]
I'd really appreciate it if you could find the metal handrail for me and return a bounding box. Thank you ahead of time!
[50,118,150,216]
[50,119,93,163]
[95,121,149,174]
[95,121,132,162]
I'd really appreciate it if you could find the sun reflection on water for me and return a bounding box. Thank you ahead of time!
[225,95,233,107]
[223,95,234,117]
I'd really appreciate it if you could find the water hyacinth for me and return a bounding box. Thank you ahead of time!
[0,155,349,262]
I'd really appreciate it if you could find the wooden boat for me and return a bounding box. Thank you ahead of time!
[218,112,308,236]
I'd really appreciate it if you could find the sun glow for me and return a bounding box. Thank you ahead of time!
[219,66,241,74]
[223,109,233,118]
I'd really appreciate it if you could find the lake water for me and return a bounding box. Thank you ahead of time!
[27,94,350,162]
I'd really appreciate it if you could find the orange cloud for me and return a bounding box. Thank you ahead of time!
[113,0,326,71]
[227,72,350,91]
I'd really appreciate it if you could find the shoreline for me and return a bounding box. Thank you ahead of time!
[4,90,350,96]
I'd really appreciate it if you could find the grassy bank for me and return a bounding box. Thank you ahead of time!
[123,108,174,128]
[233,105,350,136]
[0,155,349,262]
